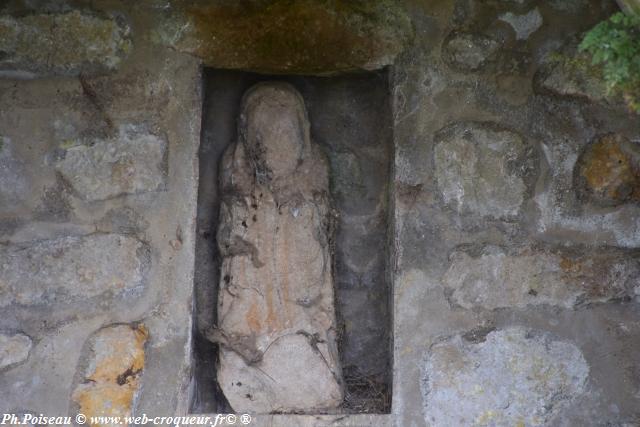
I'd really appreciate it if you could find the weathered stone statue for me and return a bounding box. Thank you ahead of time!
[211,82,343,413]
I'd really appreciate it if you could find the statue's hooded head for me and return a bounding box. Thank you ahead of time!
[239,82,311,182]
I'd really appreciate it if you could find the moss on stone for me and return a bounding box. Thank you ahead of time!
[537,48,616,104]
[171,0,412,74]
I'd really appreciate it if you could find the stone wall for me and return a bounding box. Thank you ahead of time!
[1,0,639,426]
[392,0,640,425]
[0,1,202,420]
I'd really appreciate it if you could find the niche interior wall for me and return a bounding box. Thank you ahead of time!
[191,69,394,414]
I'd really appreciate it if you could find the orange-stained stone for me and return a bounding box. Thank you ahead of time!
[579,134,640,205]
[73,383,136,426]
[72,324,148,427]
[246,301,261,333]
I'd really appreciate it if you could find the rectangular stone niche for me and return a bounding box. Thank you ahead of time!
[191,69,393,415]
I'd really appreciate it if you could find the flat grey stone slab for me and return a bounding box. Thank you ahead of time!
[434,122,532,219]
[422,327,589,426]
[0,234,148,307]
[444,245,640,310]
[55,125,167,201]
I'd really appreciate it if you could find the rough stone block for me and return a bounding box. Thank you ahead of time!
[55,125,167,202]
[534,132,640,248]
[434,122,532,219]
[422,327,589,426]
[0,332,32,370]
[537,65,609,103]
[0,10,131,76]
[442,32,500,72]
[575,134,640,206]
[534,43,613,104]
[443,245,640,310]
[213,83,343,413]
[0,234,148,307]
[72,324,147,426]
[155,0,412,75]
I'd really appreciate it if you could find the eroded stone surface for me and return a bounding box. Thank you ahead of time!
[434,122,531,219]
[72,324,147,426]
[0,332,32,370]
[55,125,167,201]
[156,0,411,75]
[443,245,640,310]
[422,328,589,426]
[576,134,640,206]
[0,234,148,307]
[442,32,500,72]
[0,11,131,76]
[214,83,342,413]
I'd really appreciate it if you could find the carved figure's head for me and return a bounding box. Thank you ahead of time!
[240,82,311,181]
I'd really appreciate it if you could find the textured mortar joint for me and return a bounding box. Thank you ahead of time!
[72,324,148,427]
[214,83,343,413]
[155,0,412,75]
[54,125,167,202]
[0,234,149,308]
[0,10,131,76]
[434,121,533,219]
[499,8,543,40]
[443,245,640,310]
[422,327,589,426]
